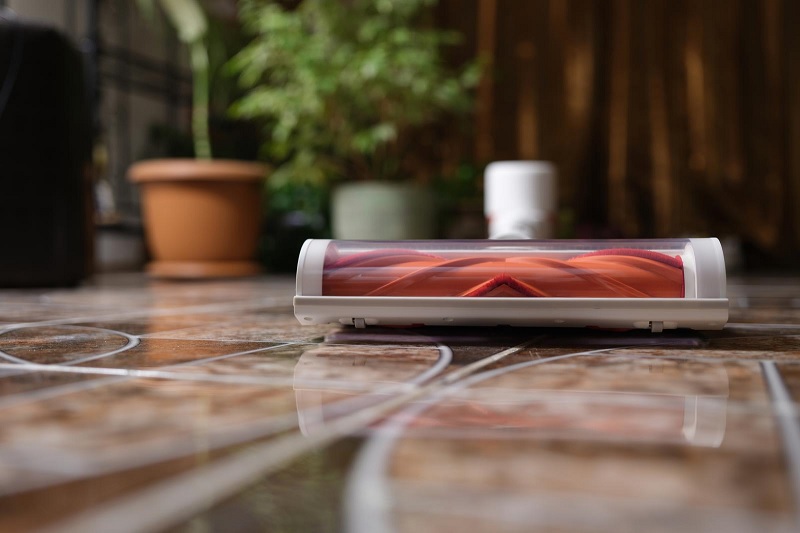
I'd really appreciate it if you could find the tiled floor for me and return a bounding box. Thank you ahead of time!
[0,273,799,532]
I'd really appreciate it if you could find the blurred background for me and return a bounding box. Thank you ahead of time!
[440,0,800,270]
[1,0,798,284]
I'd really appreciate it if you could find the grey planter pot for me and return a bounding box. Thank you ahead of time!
[331,181,435,240]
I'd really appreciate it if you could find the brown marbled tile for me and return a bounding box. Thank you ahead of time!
[390,483,795,533]
[0,277,294,329]
[324,326,564,369]
[715,360,774,403]
[0,453,210,532]
[0,301,287,327]
[2,325,279,367]
[74,314,241,336]
[718,323,800,336]
[77,338,279,368]
[396,358,769,448]
[0,274,797,533]
[729,307,800,324]
[148,341,444,388]
[0,368,110,401]
[386,423,793,532]
[0,339,446,497]
[153,343,308,380]
[775,363,800,402]
[728,277,800,295]
[603,334,800,363]
[0,377,300,496]
[727,278,800,325]
[140,314,340,343]
[292,344,442,384]
[557,354,772,404]
[0,337,447,494]
[473,354,733,396]
[168,439,360,533]
[38,277,294,309]
[368,353,791,532]
[0,303,108,323]
[295,346,444,435]
[323,335,511,368]
[0,325,132,365]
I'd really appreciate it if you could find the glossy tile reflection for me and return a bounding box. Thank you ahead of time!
[0,274,798,533]
[401,355,733,444]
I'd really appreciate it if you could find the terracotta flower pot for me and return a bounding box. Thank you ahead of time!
[128,159,267,279]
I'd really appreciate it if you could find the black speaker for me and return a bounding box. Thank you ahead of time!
[0,16,93,286]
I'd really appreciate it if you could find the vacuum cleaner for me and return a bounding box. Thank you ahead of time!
[294,238,728,331]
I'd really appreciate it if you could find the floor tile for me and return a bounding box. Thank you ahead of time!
[0,274,798,532]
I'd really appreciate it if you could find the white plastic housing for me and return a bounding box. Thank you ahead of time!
[294,239,728,331]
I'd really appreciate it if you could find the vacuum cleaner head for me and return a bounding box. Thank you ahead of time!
[294,239,728,331]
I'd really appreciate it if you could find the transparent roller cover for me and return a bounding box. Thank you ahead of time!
[294,239,728,331]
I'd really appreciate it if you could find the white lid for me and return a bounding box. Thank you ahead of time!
[485,161,556,177]
[484,161,557,222]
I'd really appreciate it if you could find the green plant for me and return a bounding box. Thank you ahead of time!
[229,0,480,187]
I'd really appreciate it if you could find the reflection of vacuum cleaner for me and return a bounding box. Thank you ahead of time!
[293,338,730,447]
[295,239,728,331]
[406,361,730,448]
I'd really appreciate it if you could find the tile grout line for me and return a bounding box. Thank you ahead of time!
[760,361,800,525]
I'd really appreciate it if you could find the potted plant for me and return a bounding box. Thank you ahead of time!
[229,0,479,240]
[128,0,268,278]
